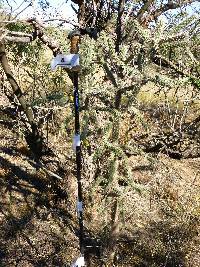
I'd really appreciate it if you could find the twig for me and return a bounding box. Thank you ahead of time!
[13,1,32,20]
[33,105,67,111]
[28,159,63,180]
[42,18,79,27]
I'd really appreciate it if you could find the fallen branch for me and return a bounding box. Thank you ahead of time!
[28,159,63,180]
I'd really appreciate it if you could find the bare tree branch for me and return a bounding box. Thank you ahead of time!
[0,41,45,157]
[0,29,35,43]
[27,18,62,56]
[0,42,34,125]
[139,0,198,26]
[4,36,33,42]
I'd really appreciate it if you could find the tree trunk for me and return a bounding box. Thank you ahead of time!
[0,42,44,158]
[0,42,34,124]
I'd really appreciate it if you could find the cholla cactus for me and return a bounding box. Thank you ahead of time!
[78,16,200,256]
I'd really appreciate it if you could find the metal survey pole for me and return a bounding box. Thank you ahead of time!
[68,30,84,257]
[51,30,85,266]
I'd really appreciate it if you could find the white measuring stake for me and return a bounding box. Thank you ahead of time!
[72,134,81,152]
[77,201,83,213]
[51,54,79,71]
[71,256,85,267]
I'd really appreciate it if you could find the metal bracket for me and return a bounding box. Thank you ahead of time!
[51,54,79,71]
